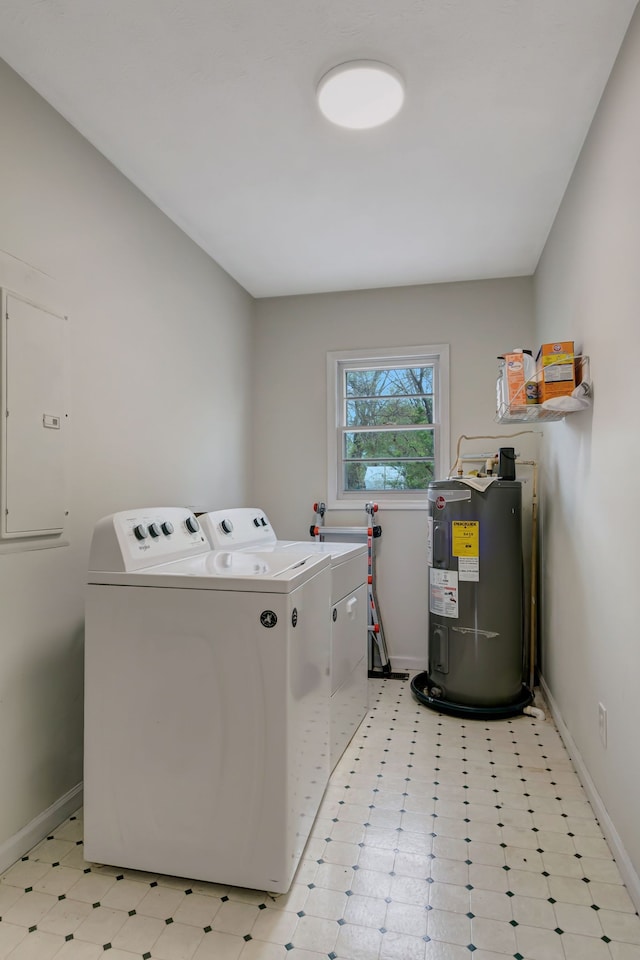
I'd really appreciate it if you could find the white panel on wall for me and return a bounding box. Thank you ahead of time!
[1,289,67,539]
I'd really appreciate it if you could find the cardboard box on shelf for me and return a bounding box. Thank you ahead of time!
[536,341,576,402]
[501,350,538,408]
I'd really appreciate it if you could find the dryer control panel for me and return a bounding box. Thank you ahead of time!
[199,507,277,550]
[88,507,210,573]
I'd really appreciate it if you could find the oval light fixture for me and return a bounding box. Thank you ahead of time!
[317,60,405,130]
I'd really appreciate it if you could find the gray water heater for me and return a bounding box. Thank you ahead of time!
[413,479,532,718]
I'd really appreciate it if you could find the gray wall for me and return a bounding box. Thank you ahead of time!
[0,60,253,852]
[534,5,640,890]
[252,279,537,670]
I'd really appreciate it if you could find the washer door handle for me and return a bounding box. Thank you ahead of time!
[346,597,358,619]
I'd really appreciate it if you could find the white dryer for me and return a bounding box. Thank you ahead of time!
[198,508,369,771]
[84,507,331,893]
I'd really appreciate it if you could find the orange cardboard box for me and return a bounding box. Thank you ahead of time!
[536,341,576,402]
[502,351,537,408]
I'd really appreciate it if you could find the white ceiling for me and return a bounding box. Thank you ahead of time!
[0,1,637,298]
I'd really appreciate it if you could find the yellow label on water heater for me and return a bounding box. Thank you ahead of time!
[452,521,479,557]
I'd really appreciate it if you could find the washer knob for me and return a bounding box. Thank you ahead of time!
[161,521,174,536]
[260,518,268,526]
[253,517,261,528]
[221,519,234,534]
[148,522,161,538]
[185,516,200,534]
[133,524,148,541]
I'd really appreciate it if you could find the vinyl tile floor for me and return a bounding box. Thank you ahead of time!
[1,678,639,960]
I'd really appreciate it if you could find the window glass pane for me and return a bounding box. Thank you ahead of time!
[346,396,433,426]
[344,430,434,460]
[343,430,435,491]
[344,459,435,491]
[345,366,434,399]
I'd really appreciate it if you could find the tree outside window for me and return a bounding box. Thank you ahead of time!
[328,346,449,506]
[344,366,435,491]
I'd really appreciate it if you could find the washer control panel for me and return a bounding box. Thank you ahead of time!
[89,507,209,573]
[198,507,276,550]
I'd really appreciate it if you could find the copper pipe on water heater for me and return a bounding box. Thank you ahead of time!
[451,431,535,477]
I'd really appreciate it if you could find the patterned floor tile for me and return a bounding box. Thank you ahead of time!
[1,679,638,960]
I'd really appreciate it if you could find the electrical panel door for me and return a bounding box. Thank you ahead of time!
[1,289,67,539]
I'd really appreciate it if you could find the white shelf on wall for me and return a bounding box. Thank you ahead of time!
[495,355,591,424]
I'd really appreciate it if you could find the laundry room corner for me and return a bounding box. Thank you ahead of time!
[251,278,538,674]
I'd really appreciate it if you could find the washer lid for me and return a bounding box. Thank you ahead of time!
[155,549,317,578]
[88,548,331,593]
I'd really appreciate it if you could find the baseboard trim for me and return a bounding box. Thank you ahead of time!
[540,676,640,912]
[0,782,83,875]
[386,656,425,674]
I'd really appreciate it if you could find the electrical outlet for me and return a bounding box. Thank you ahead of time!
[598,702,607,748]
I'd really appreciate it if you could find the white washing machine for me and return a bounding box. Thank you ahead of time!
[198,508,369,771]
[84,507,331,893]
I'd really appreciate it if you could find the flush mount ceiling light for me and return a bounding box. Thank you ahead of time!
[317,60,405,130]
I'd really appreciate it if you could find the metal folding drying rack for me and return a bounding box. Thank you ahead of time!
[310,500,391,676]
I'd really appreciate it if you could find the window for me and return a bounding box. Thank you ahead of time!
[327,345,450,508]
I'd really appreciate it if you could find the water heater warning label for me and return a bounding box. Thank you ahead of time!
[430,569,458,618]
[452,521,479,557]
[458,557,480,582]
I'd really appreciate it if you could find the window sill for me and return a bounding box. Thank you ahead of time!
[327,498,429,511]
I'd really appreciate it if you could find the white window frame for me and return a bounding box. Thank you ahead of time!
[327,344,450,510]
